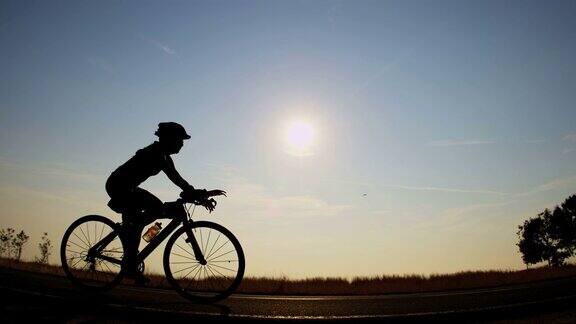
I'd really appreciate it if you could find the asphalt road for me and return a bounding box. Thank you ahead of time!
[2,267,576,322]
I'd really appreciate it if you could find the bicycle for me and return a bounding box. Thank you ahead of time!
[60,191,245,303]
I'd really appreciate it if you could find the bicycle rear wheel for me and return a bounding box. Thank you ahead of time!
[163,221,245,303]
[61,215,125,291]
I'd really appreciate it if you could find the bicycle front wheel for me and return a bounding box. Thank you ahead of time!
[61,215,125,292]
[163,221,245,303]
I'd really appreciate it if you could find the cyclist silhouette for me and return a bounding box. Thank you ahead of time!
[105,122,226,284]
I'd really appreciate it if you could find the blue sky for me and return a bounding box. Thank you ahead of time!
[1,0,576,277]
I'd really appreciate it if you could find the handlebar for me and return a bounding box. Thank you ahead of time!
[176,197,208,205]
[177,190,222,213]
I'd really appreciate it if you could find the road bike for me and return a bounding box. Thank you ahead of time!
[60,192,245,303]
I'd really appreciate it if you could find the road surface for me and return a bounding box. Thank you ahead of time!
[2,267,576,322]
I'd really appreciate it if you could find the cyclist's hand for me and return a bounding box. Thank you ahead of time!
[207,189,227,197]
[201,198,217,213]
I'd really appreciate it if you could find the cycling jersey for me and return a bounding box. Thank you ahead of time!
[107,141,170,191]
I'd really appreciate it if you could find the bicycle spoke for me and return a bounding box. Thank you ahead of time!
[85,223,91,247]
[71,256,86,268]
[199,266,208,291]
[199,228,204,253]
[206,233,221,260]
[80,260,90,272]
[207,264,230,280]
[175,243,196,258]
[71,232,90,249]
[98,224,106,243]
[204,230,211,256]
[67,255,85,263]
[170,261,198,264]
[204,266,215,292]
[66,249,84,255]
[171,251,197,261]
[197,267,206,291]
[207,264,225,291]
[100,260,114,274]
[180,263,201,280]
[173,263,200,275]
[195,266,207,292]
[184,265,203,291]
[67,253,84,260]
[67,240,87,252]
[205,264,226,290]
[79,226,91,249]
[210,249,235,261]
[70,258,84,269]
[209,263,237,273]
[205,240,228,260]
[206,266,218,292]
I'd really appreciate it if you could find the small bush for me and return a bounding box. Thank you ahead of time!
[35,232,52,264]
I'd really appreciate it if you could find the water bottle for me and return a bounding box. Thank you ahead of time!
[142,222,162,242]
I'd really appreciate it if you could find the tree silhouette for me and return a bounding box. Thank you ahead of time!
[517,195,576,267]
[0,228,15,257]
[35,232,52,264]
[11,230,29,261]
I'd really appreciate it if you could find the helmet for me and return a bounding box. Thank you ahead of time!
[154,122,191,140]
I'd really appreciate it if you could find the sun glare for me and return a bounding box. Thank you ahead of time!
[285,120,315,156]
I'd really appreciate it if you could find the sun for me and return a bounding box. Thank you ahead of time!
[285,120,315,156]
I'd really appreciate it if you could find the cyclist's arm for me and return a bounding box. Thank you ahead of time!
[163,155,194,191]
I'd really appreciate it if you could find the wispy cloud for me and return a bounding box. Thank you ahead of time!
[426,139,495,147]
[139,35,180,58]
[562,134,576,154]
[349,60,402,99]
[0,156,101,182]
[320,172,576,199]
[347,36,426,100]
[0,185,78,207]
[412,198,519,232]
[203,163,353,220]
[525,139,545,144]
[227,179,352,220]
[416,175,576,231]
[563,133,576,142]
[379,184,508,196]
[516,176,576,197]
[317,177,508,196]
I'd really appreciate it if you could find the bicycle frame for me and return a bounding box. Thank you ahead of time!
[89,203,206,268]
[135,216,182,264]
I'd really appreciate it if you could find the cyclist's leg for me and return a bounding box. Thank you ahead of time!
[106,185,138,275]
[132,187,164,224]
[122,188,163,277]
[121,213,144,276]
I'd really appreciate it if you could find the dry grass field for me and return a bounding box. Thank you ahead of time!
[3,257,576,295]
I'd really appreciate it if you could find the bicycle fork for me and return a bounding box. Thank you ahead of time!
[183,223,207,265]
